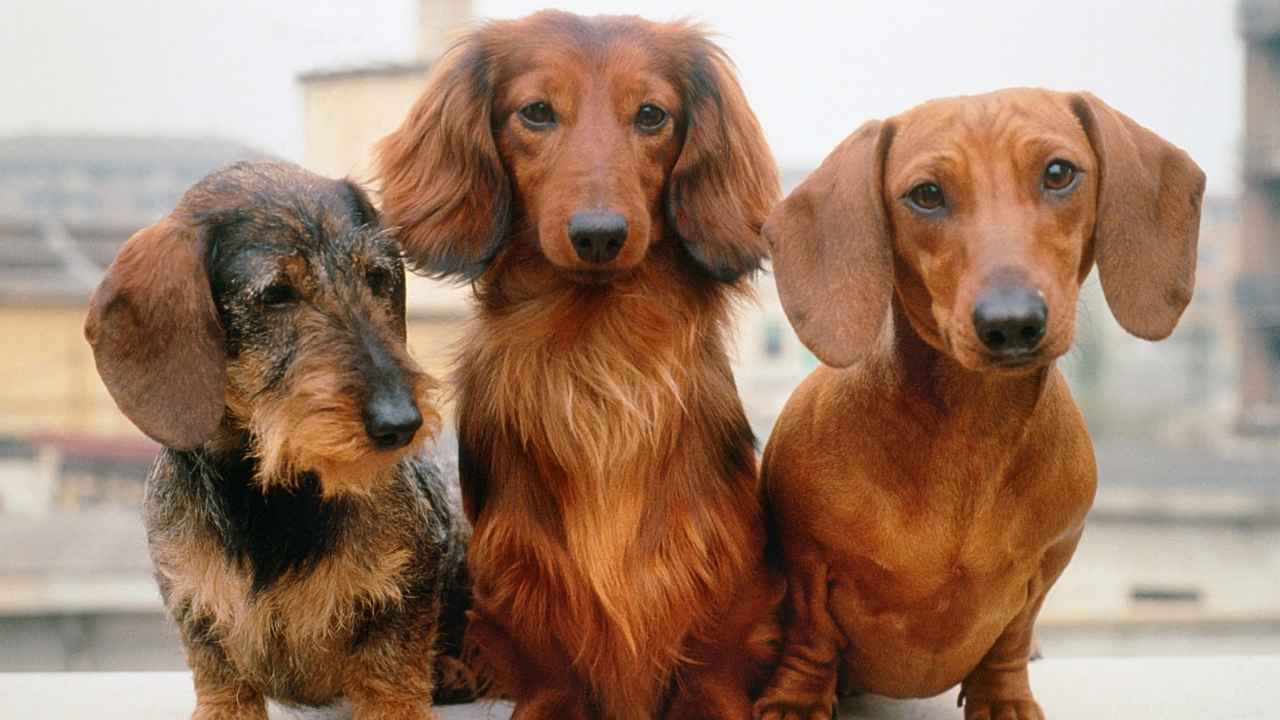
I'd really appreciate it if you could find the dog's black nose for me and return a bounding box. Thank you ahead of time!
[972,285,1048,356]
[362,390,422,450]
[568,211,627,264]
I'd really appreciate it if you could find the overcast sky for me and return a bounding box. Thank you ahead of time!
[0,1,1242,193]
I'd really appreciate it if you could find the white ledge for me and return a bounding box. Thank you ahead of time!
[2,656,1277,719]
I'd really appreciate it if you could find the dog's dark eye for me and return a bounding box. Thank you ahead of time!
[907,182,946,212]
[635,104,668,131]
[518,101,556,128]
[1043,160,1077,192]
[260,283,298,307]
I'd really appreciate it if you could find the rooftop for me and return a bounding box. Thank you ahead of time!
[0,216,146,305]
[0,133,268,304]
[0,134,269,170]
[298,60,432,84]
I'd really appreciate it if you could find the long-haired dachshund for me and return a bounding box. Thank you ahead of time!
[376,11,783,719]
[755,89,1204,719]
[85,162,479,719]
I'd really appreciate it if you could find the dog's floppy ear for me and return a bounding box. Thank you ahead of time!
[1071,92,1205,340]
[84,215,226,449]
[340,177,381,229]
[375,36,510,280]
[666,37,779,283]
[768,120,894,369]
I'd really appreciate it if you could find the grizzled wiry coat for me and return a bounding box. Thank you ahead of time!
[84,161,477,719]
[144,449,473,709]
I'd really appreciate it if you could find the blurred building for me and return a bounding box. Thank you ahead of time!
[1059,195,1244,440]
[0,135,268,670]
[300,0,470,183]
[730,169,820,433]
[299,0,472,183]
[0,135,269,223]
[0,135,265,441]
[1237,0,1280,434]
[0,134,263,517]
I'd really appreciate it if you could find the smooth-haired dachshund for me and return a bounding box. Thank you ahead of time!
[756,88,1204,720]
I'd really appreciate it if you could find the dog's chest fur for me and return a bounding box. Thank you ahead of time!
[777,360,1097,695]
[144,450,426,705]
[458,276,760,714]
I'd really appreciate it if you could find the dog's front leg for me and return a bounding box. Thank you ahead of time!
[187,643,266,720]
[464,607,593,719]
[959,529,1082,720]
[957,620,1041,720]
[669,566,785,719]
[344,615,439,720]
[753,555,842,720]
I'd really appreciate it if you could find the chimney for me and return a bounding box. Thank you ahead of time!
[419,0,474,59]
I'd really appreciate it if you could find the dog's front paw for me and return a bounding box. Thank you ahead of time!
[753,691,835,720]
[963,698,1045,720]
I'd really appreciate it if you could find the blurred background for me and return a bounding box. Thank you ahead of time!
[0,0,1276,672]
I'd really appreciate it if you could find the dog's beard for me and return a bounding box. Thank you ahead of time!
[230,367,440,498]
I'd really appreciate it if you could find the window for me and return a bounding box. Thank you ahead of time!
[763,319,784,359]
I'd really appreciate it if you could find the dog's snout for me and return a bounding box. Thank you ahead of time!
[972,285,1048,357]
[357,328,423,450]
[568,211,627,264]
[362,388,423,450]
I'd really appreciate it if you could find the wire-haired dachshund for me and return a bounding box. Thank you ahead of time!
[85,161,480,719]
[377,11,784,720]
[756,88,1204,720]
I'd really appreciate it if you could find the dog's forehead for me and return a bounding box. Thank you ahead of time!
[209,227,398,306]
[889,90,1090,166]
[495,25,680,107]
[216,217,387,269]
[199,190,385,282]
[184,163,361,230]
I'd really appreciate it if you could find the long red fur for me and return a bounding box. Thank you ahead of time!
[376,12,782,718]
